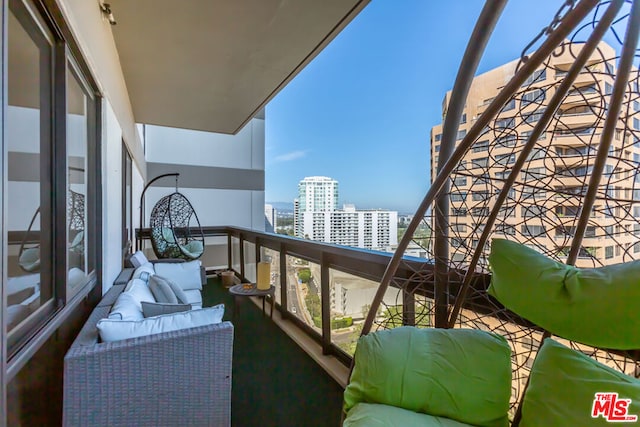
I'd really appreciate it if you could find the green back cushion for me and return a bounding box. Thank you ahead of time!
[344,327,512,427]
[521,339,640,426]
[488,238,640,349]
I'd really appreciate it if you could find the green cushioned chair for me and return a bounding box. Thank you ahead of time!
[520,339,640,426]
[488,238,640,349]
[343,327,512,427]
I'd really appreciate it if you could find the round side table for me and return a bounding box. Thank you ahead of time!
[228,284,276,319]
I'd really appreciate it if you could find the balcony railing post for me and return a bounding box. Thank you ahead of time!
[255,237,261,266]
[227,233,232,271]
[320,253,331,355]
[239,233,245,280]
[280,243,288,315]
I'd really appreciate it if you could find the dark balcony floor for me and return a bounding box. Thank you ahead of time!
[202,277,344,427]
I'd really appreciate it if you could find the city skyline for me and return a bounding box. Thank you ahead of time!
[265,1,563,213]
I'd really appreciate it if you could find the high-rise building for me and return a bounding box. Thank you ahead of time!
[300,204,398,250]
[295,176,338,238]
[264,204,277,232]
[294,177,397,250]
[430,41,638,268]
[298,176,339,212]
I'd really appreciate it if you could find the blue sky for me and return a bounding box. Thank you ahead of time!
[265,1,566,213]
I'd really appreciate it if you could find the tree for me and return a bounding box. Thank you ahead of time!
[298,268,311,283]
[305,292,321,318]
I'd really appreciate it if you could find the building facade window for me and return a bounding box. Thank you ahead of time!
[605,246,614,259]
[472,140,489,153]
[521,88,546,107]
[501,98,516,112]
[521,69,546,86]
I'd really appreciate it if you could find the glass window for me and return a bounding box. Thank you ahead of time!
[472,140,489,153]
[452,176,467,186]
[495,117,516,129]
[472,157,489,168]
[496,154,516,166]
[6,2,55,343]
[605,246,614,259]
[501,99,516,112]
[522,69,546,86]
[66,63,91,299]
[123,144,133,255]
[605,82,613,96]
[495,224,516,235]
[523,110,544,125]
[452,208,467,217]
[5,0,98,357]
[450,192,466,202]
[521,88,545,107]
[472,191,490,201]
[522,205,546,217]
[496,134,517,147]
[521,225,546,237]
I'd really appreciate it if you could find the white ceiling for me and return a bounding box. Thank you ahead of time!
[109,0,369,135]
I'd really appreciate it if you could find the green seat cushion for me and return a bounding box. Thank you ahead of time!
[19,247,40,272]
[344,327,511,427]
[488,238,640,349]
[180,240,203,259]
[344,403,478,427]
[520,338,640,426]
[162,227,176,244]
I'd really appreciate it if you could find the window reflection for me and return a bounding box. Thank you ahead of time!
[6,6,52,335]
[66,63,89,298]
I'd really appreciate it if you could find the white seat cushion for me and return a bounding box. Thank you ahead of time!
[183,289,203,309]
[97,304,225,342]
[154,260,202,290]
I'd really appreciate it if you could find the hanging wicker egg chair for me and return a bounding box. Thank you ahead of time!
[343,2,640,425]
[149,191,205,260]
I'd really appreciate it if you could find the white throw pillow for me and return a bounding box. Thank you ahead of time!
[154,260,202,290]
[124,279,156,307]
[129,250,149,268]
[132,262,155,281]
[97,304,225,342]
[109,292,144,321]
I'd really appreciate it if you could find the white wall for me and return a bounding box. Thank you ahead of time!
[145,119,264,170]
[101,100,123,293]
[143,118,265,231]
